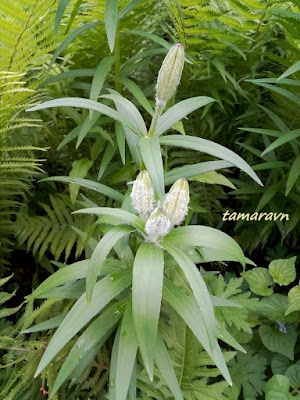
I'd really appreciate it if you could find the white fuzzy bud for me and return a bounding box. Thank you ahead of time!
[155,43,185,105]
[162,178,189,227]
[145,207,171,243]
[130,171,155,221]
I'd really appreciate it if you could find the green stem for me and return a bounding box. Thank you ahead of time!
[148,102,165,137]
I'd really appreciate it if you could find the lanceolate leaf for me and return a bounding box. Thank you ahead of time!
[54,0,72,34]
[261,129,300,156]
[41,176,124,202]
[23,312,68,333]
[90,56,115,104]
[105,0,119,52]
[162,277,232,385]
[73,207,145,231]
[132,243,164,380]
[160,135,263,186]
[163,226,245,267]
[115,301,138,400]
[87,225,133,302]
[140,136,165,199]
[286,156,300,195]
[50,300,126,398]
[26,98,142,137]
[161,242,217,349]
[278,61,300,80]
[155,97,215,136]
[34,268,132,377]
[155,331,184,400]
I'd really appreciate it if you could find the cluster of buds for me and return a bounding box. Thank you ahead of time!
[131,171,189,243]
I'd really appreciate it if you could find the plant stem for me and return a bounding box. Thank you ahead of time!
[148,102,165,137]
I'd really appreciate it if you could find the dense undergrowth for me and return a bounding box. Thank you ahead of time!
[0,0,299,399]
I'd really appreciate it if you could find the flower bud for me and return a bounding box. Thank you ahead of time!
[145,207,171,243]
[155,43,185,106]
[131,170,155,221]
[162,178,189,227]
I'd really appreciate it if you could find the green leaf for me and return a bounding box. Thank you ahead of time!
[259,324,297,360]
[286,286,300,315]
[116,122,126,164]
[50,300,125,398]
[162,278,232,385]
[265,375,292,400]
[247,80,300,107]
[161,243,217,349]
[102,90,147,136]
[76,111,101,147]
[73,207,145,231]
[261,129,300,156]
[285,364,300,389]
[23,312,68,333]
[98,143,116,180]
[242,268,274,296]
[115,301,138,400]
[49,22,101,69]
[54,0,72,34]
[34,268,132,377]
[160,135,263,186]
[41,176,124,202]
[119,0,145,19]
[256,183,281,212]
[87,225,133,302]
[259,294,293,322]
[65,0,84,33]
[286,156,300,196]
[278,61,300,80]
[121,78,154,116]
[269,257,296,286]
[109,326,121,400]
[189,170,236,189]
[155,97,215,136]
[90,56,115,104]
[164,161,233,185]
[27,98,142,137]
[27,260,88,300]
[132,243,164,379]
[140,136,165,199]
[163,226,245,267]
[271,354,291,375]
[155,331,184,400]
[69,159,93,203]
[105,0,118,52]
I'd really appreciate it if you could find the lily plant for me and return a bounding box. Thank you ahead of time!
[25,43,263,399]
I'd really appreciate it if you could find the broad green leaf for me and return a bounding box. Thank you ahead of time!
[49,22,101,69]
[50,300,125,398]
[162,278,232,385]
[74,207,145,231]
[140,136,165,199]
[34,268,132,376]
[163,226,245,267]
[41,176,124,202]
[69,159,93,203]
[26,98,142,137]
[87,225,133,302]
[27,260,88,300]
[115,301,138,400]
[54,0,72,34]
[132,243,164,379]
[242,268,274,296]
[121,78,154,115]
[189,170,236,189]
[162,243,217,348]
[286,156,300,195]
[271,354,291,375]
[258,294,295,323]
[269,257,296,286]
[160,135,263,186]
[164,160,233,185]
[285,364,300,388]
[259,324,297,360]
[155,97,215,137]
[286,286,300,315]
[155,332,184,400]
[105,0,118,52]
[278,61,300,80]
[102,90,147,136]
[261,129,300,156]
[265,375,292,400]
[23,312,68,333]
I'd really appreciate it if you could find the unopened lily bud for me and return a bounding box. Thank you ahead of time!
[145,207,171,243]
[162,178,189,227]
[131,170,155,221]
[155,43,185,106]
